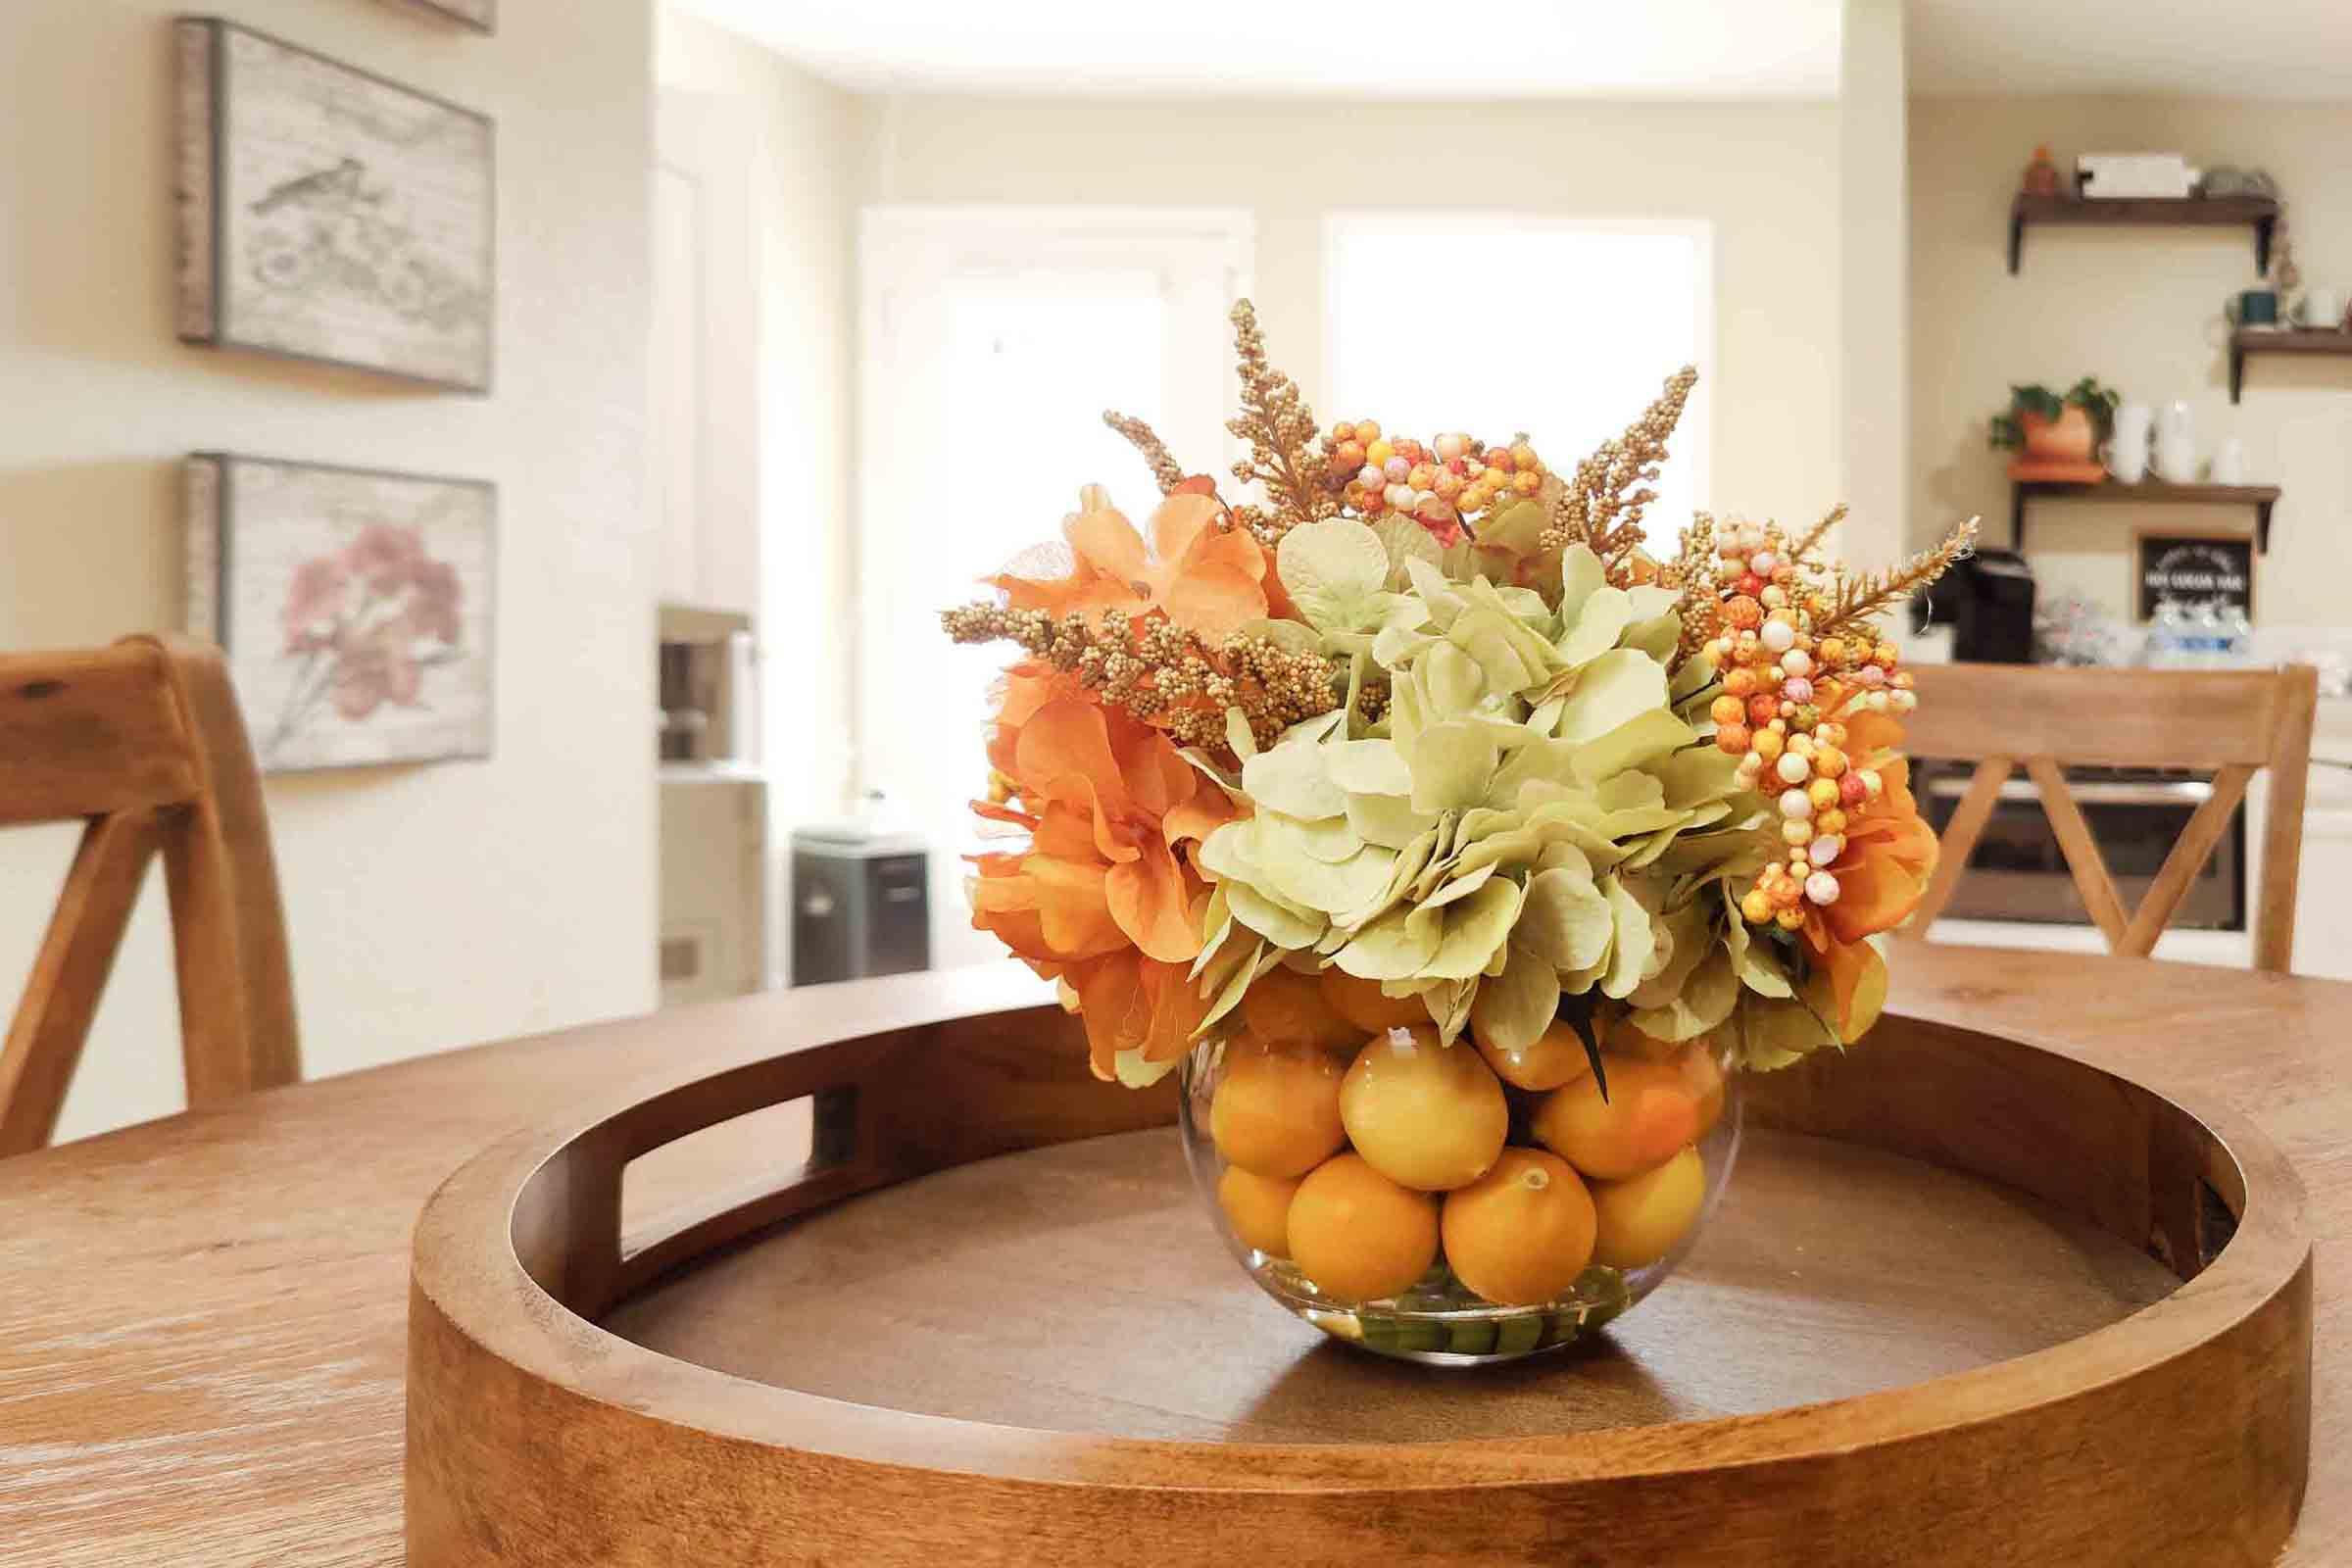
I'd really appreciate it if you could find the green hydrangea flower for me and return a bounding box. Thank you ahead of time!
[1195,523,1767,1054]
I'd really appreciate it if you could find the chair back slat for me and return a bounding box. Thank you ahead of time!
[0,648,202,826]
[1905,663,2319,973]
[2118,765,2254,957]
[2253,678,2318,973]
[1913,758,2012,930]
[0,812,163,1152]
[2023,756,2131,946]
[0,636,299,1155]
[156,635,301,1102]
[1904,664,2289,770]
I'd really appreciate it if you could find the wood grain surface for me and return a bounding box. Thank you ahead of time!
[0,950,2342,1566]
[403,1001,2307,1566]
[605,1126,2181,1444]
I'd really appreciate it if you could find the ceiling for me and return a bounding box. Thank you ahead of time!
[666,0,1845,98]
[1908,0,2352,99]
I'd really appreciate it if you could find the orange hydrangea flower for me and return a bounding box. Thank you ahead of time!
[991,480,1273,640]
[1800,710,1937,1038]
[966,668,1242,1077]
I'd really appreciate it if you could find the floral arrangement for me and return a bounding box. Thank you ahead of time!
[948,301,1970,1079]
[944,302,1973,1349]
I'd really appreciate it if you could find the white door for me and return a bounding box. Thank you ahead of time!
[857,209,1252,968]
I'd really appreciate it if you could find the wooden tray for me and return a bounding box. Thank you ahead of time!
[407,1004,2312,1566]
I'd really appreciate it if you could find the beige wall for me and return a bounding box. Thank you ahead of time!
[1839,0,1909,565]
[0,0,656,1140]
[1910,95,2352,629]
[856,93,1846,534]
[657,12,858,982]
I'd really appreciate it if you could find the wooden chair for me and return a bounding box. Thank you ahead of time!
[1904,662,2319,972]
[0,635,299,1155]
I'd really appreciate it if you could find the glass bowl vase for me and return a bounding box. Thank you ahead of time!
[1178,1026,1741,1365]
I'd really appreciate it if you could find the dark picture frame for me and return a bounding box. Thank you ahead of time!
[174,17,496,392]
[184,453,499,773]
[2132,529,2256,624]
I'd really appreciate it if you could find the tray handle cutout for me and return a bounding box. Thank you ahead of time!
[541,1052,879,1316]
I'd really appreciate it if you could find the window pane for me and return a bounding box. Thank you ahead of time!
[1326,218,1709,548]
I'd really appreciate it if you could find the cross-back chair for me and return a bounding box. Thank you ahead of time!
[0,635,299,1155]
[1904,662,2318,972]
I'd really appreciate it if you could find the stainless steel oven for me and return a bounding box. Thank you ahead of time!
[1913,761,2245,930]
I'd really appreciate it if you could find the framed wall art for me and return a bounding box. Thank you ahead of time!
[2132,529,2255,623]
[384,0,496,33]
[174,18,495,391]
[185,454,497,773]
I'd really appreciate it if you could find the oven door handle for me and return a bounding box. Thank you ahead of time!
[1925,777,2215,807]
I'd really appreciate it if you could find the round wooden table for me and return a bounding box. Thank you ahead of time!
[0,945,2339,1566]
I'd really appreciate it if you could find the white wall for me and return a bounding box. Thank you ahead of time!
[1910,95,2352,631]
[656,11,858,984]
[855,93,1845,531]
[0,0,656,1140]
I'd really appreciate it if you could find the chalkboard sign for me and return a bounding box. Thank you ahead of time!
[2134,531,2255,622]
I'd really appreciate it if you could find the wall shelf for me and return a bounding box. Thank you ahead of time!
[2230,327,2352,402]
[2008,194,2279,276]
[2012,478,2281,555]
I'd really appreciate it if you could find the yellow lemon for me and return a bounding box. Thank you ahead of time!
[1592,1145,1708,1268]
[1210,1038,1347,1179]
[1287,1153,1439,1303]
[1241,967,1366,1053]
[1318,967,1427,1035]
[1530,1058,1700,1181]
[1440,1149,1597,1306]
[1340,1026,1508,1192]
[1217,1165,1301,1257]
[1472,1016,1596,1092]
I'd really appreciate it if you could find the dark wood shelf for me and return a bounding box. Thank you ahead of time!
[2230,327,2352,402]
[2008,194,2279,275]
[2012,478,2281,554]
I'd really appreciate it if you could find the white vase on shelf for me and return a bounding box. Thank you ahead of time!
[2153,401,2198,485]
[2104,401,2152,483]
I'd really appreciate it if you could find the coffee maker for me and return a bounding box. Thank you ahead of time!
[1916,549,2036,663]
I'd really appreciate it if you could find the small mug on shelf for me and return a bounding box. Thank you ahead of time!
[2232,288,2282,330]
[2212,438,2249,486]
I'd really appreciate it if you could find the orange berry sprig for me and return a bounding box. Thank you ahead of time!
[1690,517,1920,929]
[1317,421,1546,548]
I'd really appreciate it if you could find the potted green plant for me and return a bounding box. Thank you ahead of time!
[1988,378,2121,473]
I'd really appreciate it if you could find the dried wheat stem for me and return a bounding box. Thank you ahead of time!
[1102,411,1187,497]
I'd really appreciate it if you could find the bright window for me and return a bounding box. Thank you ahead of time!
[1324,215,1712,548]
[857,208,1250,966]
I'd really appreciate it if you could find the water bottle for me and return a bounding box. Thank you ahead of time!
[2189,602,2226,669]
[2142,600,2181,668]
[2224,607,2255,668]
